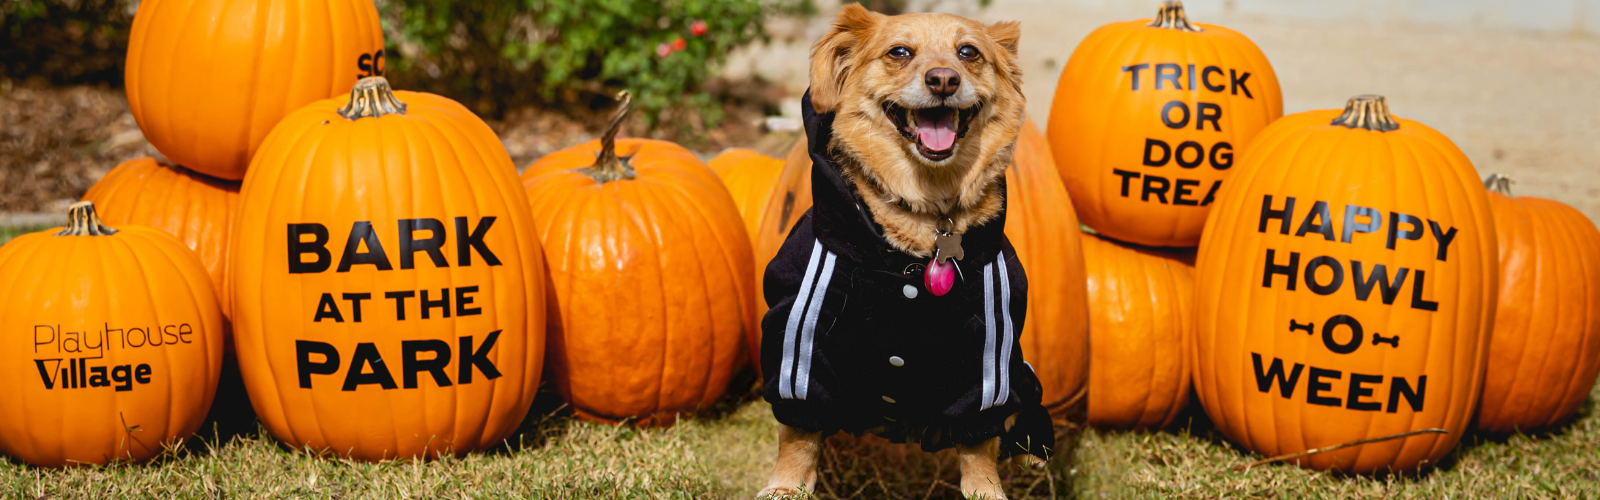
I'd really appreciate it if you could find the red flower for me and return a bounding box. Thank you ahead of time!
[690,20,708,37]
[656,43,672,57]
[672,37,687,51]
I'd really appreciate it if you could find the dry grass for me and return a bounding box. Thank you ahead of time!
[0,376,1595,499]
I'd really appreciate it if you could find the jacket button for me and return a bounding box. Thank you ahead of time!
[902,285,918,299]
[882,395,897,403]
[889,356,905,367]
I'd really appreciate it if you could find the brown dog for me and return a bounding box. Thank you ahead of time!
[757,4,1040,500]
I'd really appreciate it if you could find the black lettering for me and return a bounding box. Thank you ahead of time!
[1200,181,1222,206]
[456,217,501,267]
[134,364,150,384]
[314,293,344,323]
[1347,373,1383,411]
[343,293,372,323]
[1306,367,1342,407]
[341,343,398,391]
[162,324,180,345]
[1263,249,1299,290]
[1296,201,1336,241]
[1429,220,1458,262]
[1114,168,1143,197]
[1161,100,1190,129]
[458,330,503,384]
[1174,141,1204,169]
[1172,179,1201,206]
[1155,63,1182,90]
[1142,139,1171,167]
[1141,175,1171,203]
[296,340,341,389]
[373,49,385,75]
[1259,195,1295,234]
[456,286,482,316]
[1411,270,1440,311]
[34,325,53,353]
[398,218,449,270]
[1230,69,1253,98]
[1352,261,1408,304]
[1305,256,1344,296]
[401,340,453,389]
[1387,212,1424,250]
[1195,102,1222,131]
[337,221,393,272]
[1388,376,1426,413]
[358,53,373,78]
[1187,63,1195,91]
[1122,63,1149,90]
[178,324,193,344]
[288,223,332,274]
[111,364,132,391]
[1252,353,1304,398]
[386,291,416,320]
[1321,314,1364,354]
[33,360,59,389]
[89,366,109,388]
[1341,205,1383,243]
[1201,65,1225,92]
[421,289,451,319]
[1209,142,1233,170]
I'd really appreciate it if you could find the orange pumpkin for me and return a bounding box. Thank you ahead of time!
[126,0,385,180]
[1193,95,1497,472]
[1004,119,1091,420]
[1476,174,1600,433]
[82,158,239,327]
[522,92,755,425]
[1047,0,1281,247]
[231,77,545,460]
[0,202,223,466]
[1081,233,1193,429]
[709,148,787,243]
[747,138,816,371]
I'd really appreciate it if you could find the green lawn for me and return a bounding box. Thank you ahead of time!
[1,376,1597,499]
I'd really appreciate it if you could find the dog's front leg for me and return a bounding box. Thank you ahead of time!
[958,436,1006,500]
[757,424,823,499]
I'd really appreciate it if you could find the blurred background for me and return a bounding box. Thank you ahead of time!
[2,0,1597,225]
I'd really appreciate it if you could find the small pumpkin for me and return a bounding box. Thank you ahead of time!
[231,77,545,460]
[522,92,755,425]
[709,148,787,243]
[1005,119,1092,420]
[126,0,385,180]
[1048,0,1282,247]
[1193,95,1497,473]
[747,138,817,372]
[0,202,223,466]
[1081,233,1194,429]
[82,158,239,331]
[1476,174,1600,433]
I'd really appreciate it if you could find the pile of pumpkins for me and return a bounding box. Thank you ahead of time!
[0,0,1592,477]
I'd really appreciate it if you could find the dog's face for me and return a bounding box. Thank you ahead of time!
[811,4,1023,192]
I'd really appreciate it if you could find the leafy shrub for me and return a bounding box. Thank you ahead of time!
[382,0,810,124]
[0,0,137,84]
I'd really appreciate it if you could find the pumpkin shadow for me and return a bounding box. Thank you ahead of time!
[188,356,260,451]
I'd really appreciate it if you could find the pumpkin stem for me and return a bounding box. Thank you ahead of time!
[56,201,118,236]
[578,91,638,183]
[1331,95,1400,132]
[338,76,408,120]
[1149,1,1202,32]
[1485,174,1514,196]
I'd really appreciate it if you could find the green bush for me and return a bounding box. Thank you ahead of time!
[382,0,810,125]
[0,0,137,84]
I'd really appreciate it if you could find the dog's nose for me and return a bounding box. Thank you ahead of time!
[925,68,960,98]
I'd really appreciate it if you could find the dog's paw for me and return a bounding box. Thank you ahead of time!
[959,479,1008,500]
[756,486,812,500]
[1010,454,1047,469]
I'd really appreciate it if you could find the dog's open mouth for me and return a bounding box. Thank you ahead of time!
[883,101,982,161]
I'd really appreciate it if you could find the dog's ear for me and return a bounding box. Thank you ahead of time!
[810,3,882,113]
[986,20,1021,57]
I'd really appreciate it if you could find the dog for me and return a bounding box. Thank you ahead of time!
[758,4,1050,499]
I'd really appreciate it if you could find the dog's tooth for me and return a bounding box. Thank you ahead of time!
[907,108,917,131]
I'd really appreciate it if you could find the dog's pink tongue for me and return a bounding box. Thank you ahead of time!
[915,112,956,151]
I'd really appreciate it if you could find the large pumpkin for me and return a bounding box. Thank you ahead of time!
[0,202,223,466]
[709,148,787,243]
[522,92,754,425]
[747,138,816,372]
[1193,95,1497,473]
[231,77,545,460]
[82,158,239,326]
[1005,119,1092,420]
[126,0,385,180]
[1081,233,1193,429]
[1476,174,1600,433]
[1048,0,1281,247]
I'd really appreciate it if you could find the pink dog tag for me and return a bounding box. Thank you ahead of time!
[925,257,956,296]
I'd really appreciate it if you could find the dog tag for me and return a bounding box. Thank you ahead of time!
[926,217,964,296]
[933,217,964,264]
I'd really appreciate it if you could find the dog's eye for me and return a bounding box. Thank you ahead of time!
[887,46,913,59]
[958,45,981,60]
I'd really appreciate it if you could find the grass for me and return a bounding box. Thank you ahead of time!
[1,374,1597,499]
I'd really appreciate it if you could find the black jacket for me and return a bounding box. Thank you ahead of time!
[761,91,1052,459]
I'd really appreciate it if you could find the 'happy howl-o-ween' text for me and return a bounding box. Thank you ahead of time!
[282,217,505,392]
[1112,63,1254,206]
[1248,195,1461,413]
[28,323,193,391]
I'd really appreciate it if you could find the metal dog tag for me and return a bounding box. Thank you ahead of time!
[933,217,964,264]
